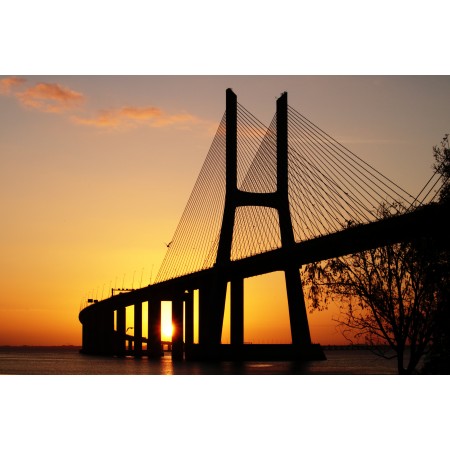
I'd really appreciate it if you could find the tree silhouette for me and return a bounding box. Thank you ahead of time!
[433,133,450,204]
[303,137,450,374]
[421,135,450,373]
[303,213,447,374]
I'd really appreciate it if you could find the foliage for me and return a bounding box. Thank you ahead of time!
[421,134,450,373]
[421,288,450,374]
[302,198,450,374]
[433,133,450,203]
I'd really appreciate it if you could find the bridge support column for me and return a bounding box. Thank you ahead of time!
[134,302,142,357]
[276,92,312,347]
[148,300,162,358]
[172,300,184,360]
[212,279,228,344]
[184,290,194,347]
[81,309,114,355]
[82,314,96,354]
[284,267,311,345]
[199,280,227,347]
[98,309,115,355]
[116,306,126,356]
[230,277,244,345]
[210,88,238,346]
[198,285,211,345]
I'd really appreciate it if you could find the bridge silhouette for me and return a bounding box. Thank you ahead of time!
[79,89,449,361]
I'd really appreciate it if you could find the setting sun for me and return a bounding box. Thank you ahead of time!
[161,301,173,341]
[161,323,174,341]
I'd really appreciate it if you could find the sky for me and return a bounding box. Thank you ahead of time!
[1,75,450,346]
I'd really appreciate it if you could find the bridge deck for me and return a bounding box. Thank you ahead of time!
[80,202,449,317]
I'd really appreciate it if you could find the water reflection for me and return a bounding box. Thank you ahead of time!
[0,348,399,375]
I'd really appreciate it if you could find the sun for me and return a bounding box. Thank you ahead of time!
[161,322,174,341]
[160,301,174,341]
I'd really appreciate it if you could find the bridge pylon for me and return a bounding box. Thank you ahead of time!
[200,89,314,353]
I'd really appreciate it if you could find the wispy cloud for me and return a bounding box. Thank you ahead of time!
[1,77,205,132]
[72,106,201,129]
[0,76,27,94]
[0,77,84,113]
[17,82,84,113]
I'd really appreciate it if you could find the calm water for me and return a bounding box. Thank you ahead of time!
[0,346,402,374]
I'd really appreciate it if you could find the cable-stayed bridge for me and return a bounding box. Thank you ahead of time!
[79,89,449,361]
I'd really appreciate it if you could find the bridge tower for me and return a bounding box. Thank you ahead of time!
[200,89,312,349]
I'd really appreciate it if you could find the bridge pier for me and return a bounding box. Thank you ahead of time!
[81,308,115,355]
[198,280,227,347]
[81,314,95,354]
[230,277,244,345]
[172,299,184,360]
[148,300,163,358]
[116,306,126,356]
[184,290,194,346]
[285,267,312,345]
[99,310,115,355]
[198,283,212,345]
[134,302,143,357]
[209,89,314,353]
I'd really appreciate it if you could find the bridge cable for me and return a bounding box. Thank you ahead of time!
[288,112,402,214]
[288,123,375,223]
[288,106,414,205]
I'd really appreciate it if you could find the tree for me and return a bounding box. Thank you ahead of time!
[303,221,445,374]
[302,136,450,374]
[433,133,450,204]
[420,135,450,373]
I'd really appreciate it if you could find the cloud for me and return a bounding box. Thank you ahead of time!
[1,77,205,132]
[0,76,27,94]
[17,82,84,113]
[72,106,201,129]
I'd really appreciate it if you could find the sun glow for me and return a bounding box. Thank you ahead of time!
[161,301,173,341]
[162,322,174,341]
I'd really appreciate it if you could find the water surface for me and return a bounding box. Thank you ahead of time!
[0,346,400,375]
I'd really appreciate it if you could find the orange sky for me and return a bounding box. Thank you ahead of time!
[1,75,450,346]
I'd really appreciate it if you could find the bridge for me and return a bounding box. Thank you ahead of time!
[79,89,449,361]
